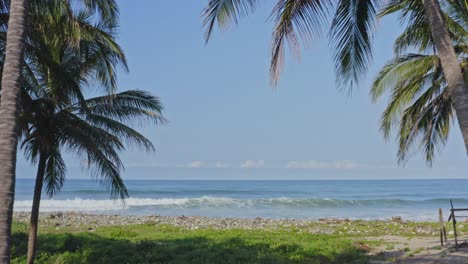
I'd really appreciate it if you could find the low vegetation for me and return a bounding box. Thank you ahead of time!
[10,217,462,263]
[11,221,370,264]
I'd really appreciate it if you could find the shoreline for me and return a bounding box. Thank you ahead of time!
[14,212,440,234]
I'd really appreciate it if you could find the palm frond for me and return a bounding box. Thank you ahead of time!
[79,0,119,27]
[329,0,381,90]
[380,0,426,27]
[59,112,125,161]
[75,13,128,92]
[59,112,128,199]
[373,54,441,140]
[444,0,468,30]
[371,54,438,102]
[202,0,258,43]
[44,150,66,197]
[382,0,468,55]
[397,87,452,164]
[85,114,156,152]
[392,18,433,55]
[269,0,331,86]
[78,90,166,125]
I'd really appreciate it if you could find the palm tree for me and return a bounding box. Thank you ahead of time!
[20,89,164,264]
[0,1,122,262]
[0,3,162,263]
[421,0,468,158]
[201,0,468,160]
[371,0,467,163]
[0,0,27,262]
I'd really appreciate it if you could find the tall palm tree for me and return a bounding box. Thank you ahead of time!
[0,0,27,262]
[201,0,468,160]
[0,3,158,263]
[0,0,122,262]
[371,0,467,163]
[20,89,164,264]
[422,0,468,158]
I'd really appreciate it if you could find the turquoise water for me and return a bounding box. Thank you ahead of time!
[14,179,468,220]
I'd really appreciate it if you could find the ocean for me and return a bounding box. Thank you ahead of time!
[13,179,468,221]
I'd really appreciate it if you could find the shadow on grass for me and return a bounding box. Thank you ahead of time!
[11,231,369,264]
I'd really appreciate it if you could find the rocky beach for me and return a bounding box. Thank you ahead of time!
[13,212,439,234]
[11,212,468,263]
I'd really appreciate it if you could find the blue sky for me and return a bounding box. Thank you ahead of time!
[16,1,468,180]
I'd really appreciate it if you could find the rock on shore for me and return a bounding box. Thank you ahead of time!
[13,212,441,237]
[14,212,319,230]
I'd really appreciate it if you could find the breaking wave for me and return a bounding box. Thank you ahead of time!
[13,196,461,212]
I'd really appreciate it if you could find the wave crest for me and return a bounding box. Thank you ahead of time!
[13,196,461,212]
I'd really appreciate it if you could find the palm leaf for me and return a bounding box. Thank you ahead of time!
[269,0,330,85]
[44,149,66,197]
[397,87,452,164]
[84,113,155,151]
[372,54,441,140]
[80,90,166,125]
[202,0,258,43]
[59,112,128,199]
[329,0,381,90]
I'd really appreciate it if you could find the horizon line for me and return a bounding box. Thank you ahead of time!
[16,177,468,181]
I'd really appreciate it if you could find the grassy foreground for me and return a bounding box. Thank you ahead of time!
[11,217,456,264]
[10,222,371,264]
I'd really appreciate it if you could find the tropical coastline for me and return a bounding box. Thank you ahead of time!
[0,0,467,263]
[14,179,468,221]
[12,180,468,263]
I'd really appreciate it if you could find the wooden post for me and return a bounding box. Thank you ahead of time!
[440,208,444,246]
[439,208,447,246]
[443,219,448,243]
[450,200,458,248]
[452,212,458,248]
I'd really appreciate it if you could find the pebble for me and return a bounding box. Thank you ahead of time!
[12,212,438,235]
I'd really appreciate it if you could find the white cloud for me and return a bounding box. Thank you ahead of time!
[187,161,204,168]
[215,162,229,168]
[184,161,230,168]
[241,160,265,169]
[286,160,368,169]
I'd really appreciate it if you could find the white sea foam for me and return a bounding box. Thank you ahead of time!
[14,197,188,212]
[13,196,248,212]
[13,196,454,213]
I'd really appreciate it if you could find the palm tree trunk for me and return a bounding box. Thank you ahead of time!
[423,0,468,156]
[26,154,47,264]
[0,0,28,263]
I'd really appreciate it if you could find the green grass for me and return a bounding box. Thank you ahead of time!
[10,222,370,264]
[11,218,449,263]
